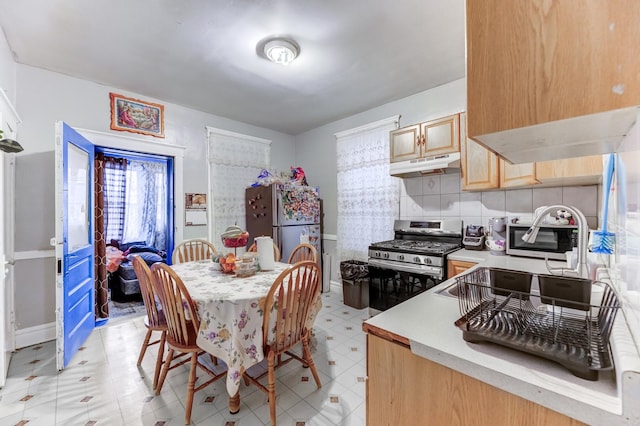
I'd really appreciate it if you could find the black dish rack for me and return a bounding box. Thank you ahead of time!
[453,267,620,380]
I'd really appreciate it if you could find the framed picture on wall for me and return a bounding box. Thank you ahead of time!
[109,92,165,138]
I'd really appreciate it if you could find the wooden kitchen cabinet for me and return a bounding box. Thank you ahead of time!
[460,112,500,190]
[499,161,538,188]
[499,156,604,189]
[365,332,586,426]
[447,259,477,279]
[466,0,640,139]
[460,114,602,191]
[390,114,460,162]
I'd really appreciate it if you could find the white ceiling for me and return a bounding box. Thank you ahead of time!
[0,0,466,135]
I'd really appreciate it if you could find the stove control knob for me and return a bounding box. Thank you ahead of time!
[414,256,421,263]
[425,258,432,265]
[398,254,404,261]
[383,252,390,259]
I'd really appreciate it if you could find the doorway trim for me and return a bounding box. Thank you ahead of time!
[76,128,185,245]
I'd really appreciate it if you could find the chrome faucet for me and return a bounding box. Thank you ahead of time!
[522,205,589,278]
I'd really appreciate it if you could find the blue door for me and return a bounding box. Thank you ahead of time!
[54,122,95,370]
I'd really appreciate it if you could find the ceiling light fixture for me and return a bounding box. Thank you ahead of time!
[263,37,299,66]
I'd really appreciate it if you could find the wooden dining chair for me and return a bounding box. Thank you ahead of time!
[132,255,168,390]
[243,260,322,426]
[287,243,318,264]
[150,262,226,425]
[247,238,281,262]
[172,238,218,264]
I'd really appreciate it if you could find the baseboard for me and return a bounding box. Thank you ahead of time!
[330,279,342,291]
[15,322,56,349]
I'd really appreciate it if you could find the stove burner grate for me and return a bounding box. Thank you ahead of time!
[370,239,460,254]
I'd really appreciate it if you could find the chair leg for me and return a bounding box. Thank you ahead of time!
[184,352,198,425]
[302,337,322,388]
[137,328,153,366]
[155,348,174,395]
[152,331,166,390]
[267,352,277,426]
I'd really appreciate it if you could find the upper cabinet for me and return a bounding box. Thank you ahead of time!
[460,113,603,191]
[466,0,640,163]
[390,114,460,163]
[460,112,500,191]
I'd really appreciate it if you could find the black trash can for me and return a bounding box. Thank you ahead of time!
[340,260,369,309]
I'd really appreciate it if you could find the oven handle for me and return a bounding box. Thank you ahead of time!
[368,258,442,278]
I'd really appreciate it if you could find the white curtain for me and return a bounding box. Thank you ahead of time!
[122,160,168,248]
[207,127,271,246]
[336,116,400,262]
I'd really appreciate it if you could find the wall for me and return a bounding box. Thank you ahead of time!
[10,64,296,339]
[294,78,466,236]
[295,78,465,284]
[400,171,599,229]
[0,29,16,103]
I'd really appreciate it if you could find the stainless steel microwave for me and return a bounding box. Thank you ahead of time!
[506,223,578,260]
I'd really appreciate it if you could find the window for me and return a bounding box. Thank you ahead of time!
[335,116,400,261]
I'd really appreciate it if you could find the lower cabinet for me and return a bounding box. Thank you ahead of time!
[447,259,477,279]
[365,333,586,426]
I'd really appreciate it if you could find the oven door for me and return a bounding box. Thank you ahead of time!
[368,260,443,312]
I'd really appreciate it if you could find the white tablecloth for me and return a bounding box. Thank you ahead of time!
[171,261,320,396]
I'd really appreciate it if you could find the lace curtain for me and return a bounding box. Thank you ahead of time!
[336,116,400,262]
[122,160,168,248]
[207,127,271,244]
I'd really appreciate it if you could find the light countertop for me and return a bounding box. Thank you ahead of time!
[363,249,640,425]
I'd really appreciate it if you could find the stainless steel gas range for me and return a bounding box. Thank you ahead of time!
[368,219,463,313]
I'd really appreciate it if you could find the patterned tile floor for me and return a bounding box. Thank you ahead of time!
[0,289,370,425]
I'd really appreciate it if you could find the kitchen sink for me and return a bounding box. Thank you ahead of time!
[436,267,544,299]
[435,281,460,298]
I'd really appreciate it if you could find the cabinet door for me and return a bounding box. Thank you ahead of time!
[447,259,477,279]
[367,334,587,426]
[536,156,603,184]
[467,0,640,138]
[421,114,460,156]
[500,160,539,188]
[390,124,421,162]
[460,113,499,191]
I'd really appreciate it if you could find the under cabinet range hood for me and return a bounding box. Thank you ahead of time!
[390,152,460,178]
[472,106,640,164]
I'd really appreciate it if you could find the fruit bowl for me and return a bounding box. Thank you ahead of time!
[219,253,237,273]
[222,232,249,248]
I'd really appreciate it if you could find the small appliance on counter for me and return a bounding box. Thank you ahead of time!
[486,217,507,255]
[463,225,485,250]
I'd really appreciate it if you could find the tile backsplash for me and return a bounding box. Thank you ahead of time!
[400,171,599,229]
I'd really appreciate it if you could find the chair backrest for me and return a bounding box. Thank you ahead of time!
[262,261,320,352]
[132,255,164,328]
[287,243,318,264]
[248,238,282,262]
[150,263,200,347]
[172,238,218,264]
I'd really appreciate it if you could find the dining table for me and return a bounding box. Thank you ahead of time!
[170,260,321,413]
